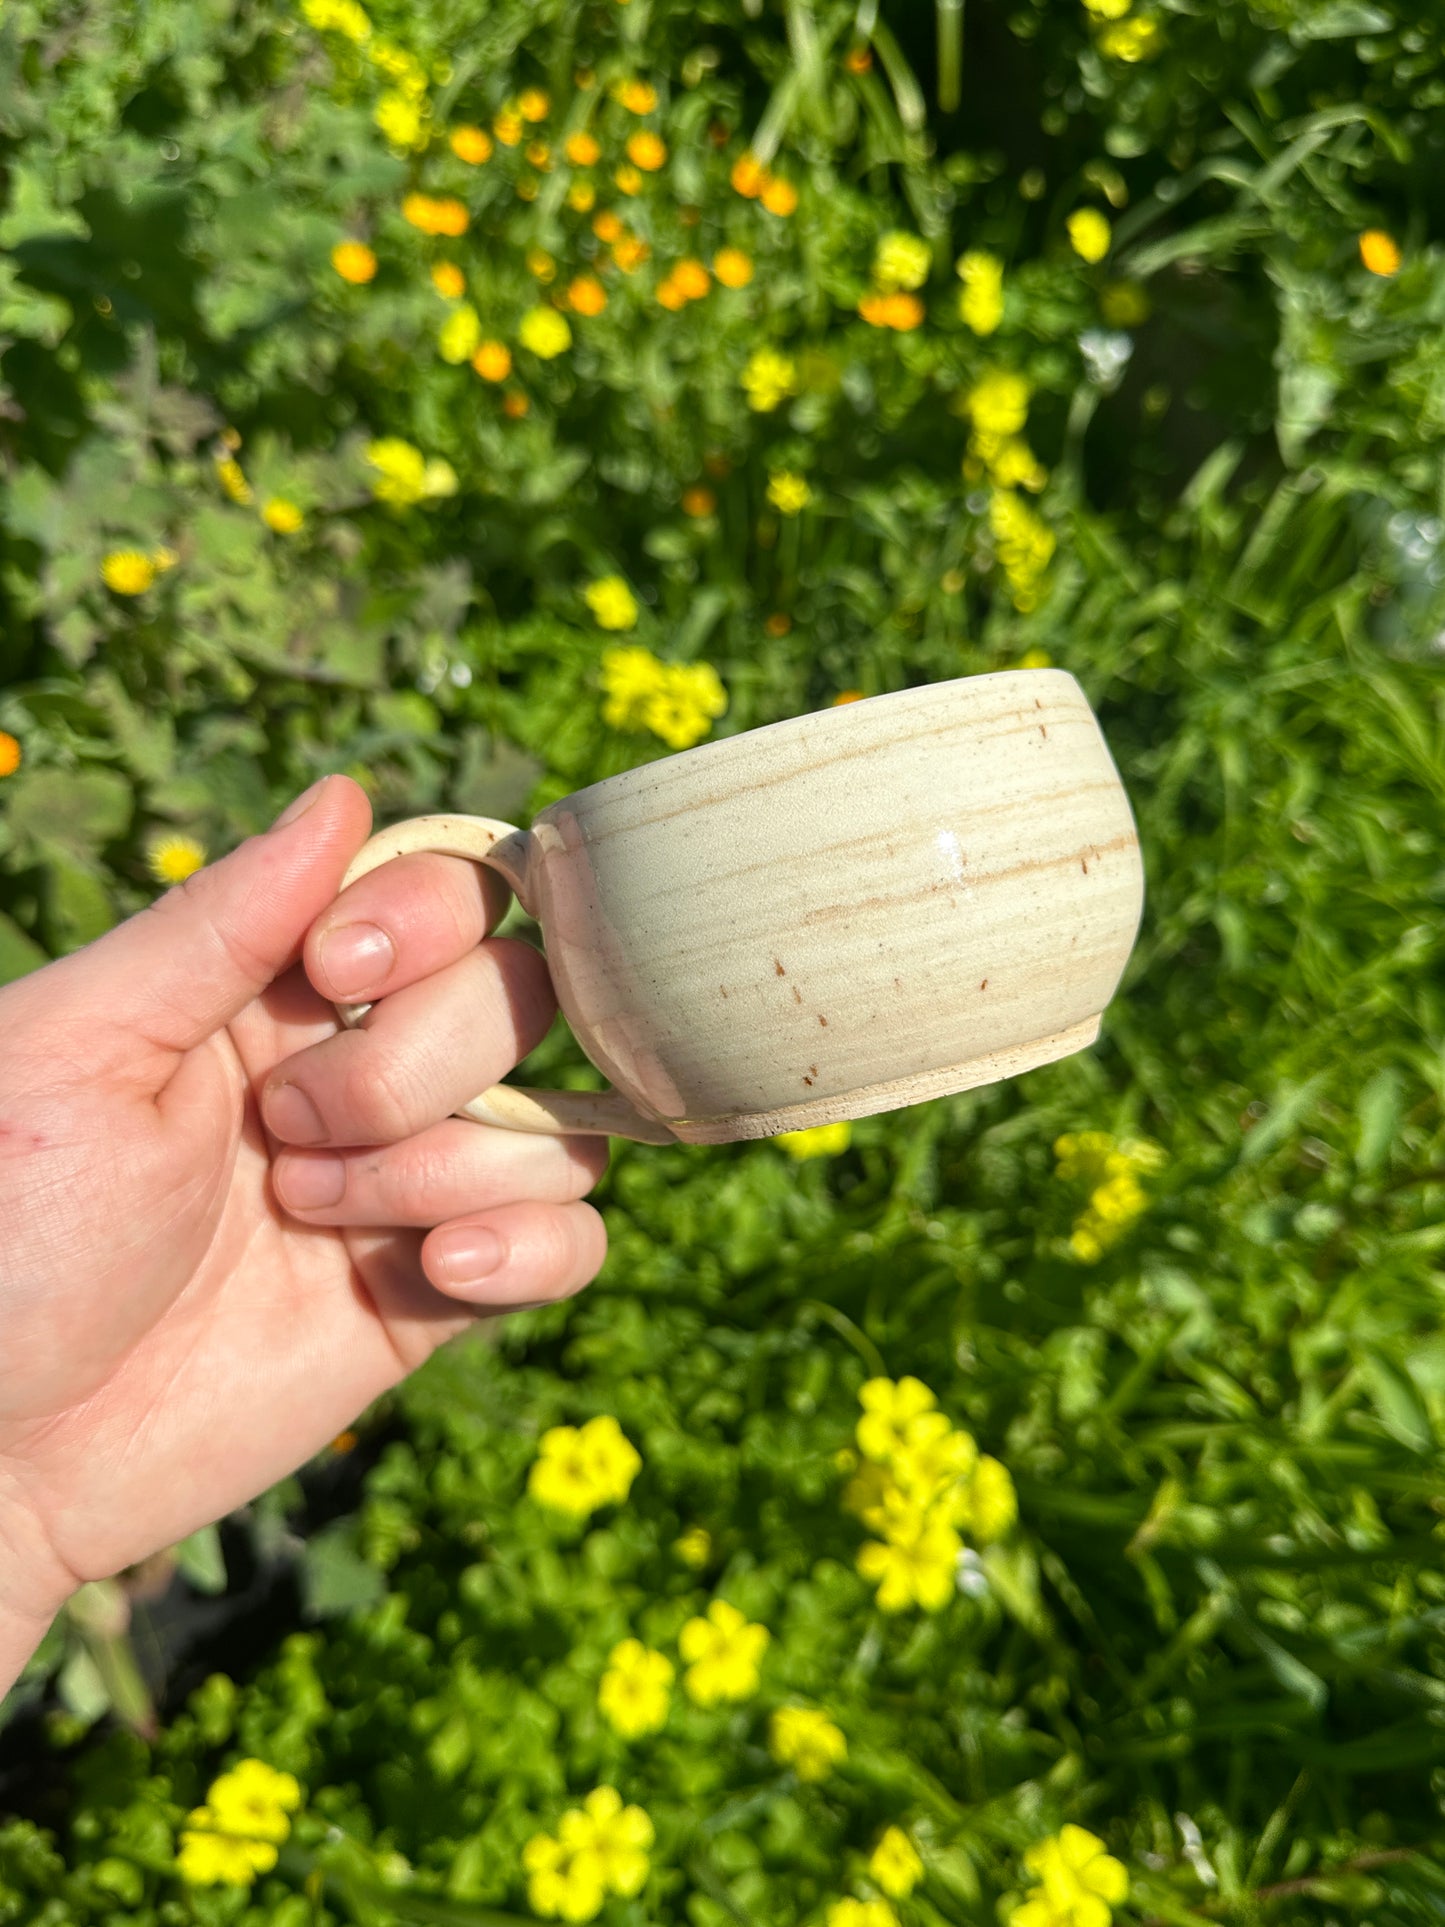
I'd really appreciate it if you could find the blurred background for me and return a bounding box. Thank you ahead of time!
[2,1,1444,1923]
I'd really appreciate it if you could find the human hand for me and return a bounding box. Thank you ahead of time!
[0,774,608,1687]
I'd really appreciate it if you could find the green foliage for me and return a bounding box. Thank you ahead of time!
[3,0,1445,1924]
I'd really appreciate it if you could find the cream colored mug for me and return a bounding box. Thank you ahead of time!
[331,669,1144,1146]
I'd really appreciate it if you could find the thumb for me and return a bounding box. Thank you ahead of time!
[80,775,374,1061]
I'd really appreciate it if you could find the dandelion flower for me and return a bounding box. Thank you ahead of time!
[760,174,798,217]
[437,303,481,362]
[615,163,643,195]
[261,498,305,534]
[493,105,524,146]
[101,550,158,595]
[431,261,465,298]
[568,179,597,212]
[330,239,377,283]
[593,210,624,243]
[672,259,710,299]
[0,732,20,779]
[713,246,754,288]
[626,130,667,171]
[148,833,207,886]
[374,92,426,151]
[401,193,468,236]
[731,152,765,197]
[518,87,550,122]
[449,125,492,163]
[565,131,601,167]
[472,340,512,381]
[567,274,607,315]
[615,78,658,114]
[1359,229,1401,277]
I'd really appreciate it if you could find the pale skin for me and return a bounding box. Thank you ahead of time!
[0,774,609,1694]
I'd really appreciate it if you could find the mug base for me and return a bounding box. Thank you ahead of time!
[668,1015,1103,1144]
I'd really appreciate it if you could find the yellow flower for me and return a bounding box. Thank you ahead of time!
[858,291,924,330]
[1018,647,1053,668]
[518,86,549,121]
[957,249,1004,335]
[526,139,552,170]
[1011,1826,1129,1927]
[472,339,512,382]
[858,1507,961,1613]
[742,346,797,412]
[674,1525,712,1567]
[963,1455,1018,1544]
[760,174,798,216]
[147,834,207,885]
[713,246,754,288]
[611,234,650,274]
[493,105,524,145]
[302,0,372,40]
[731,151,765,197]
[873,230,931,292]
[626,130,667,171]
[565,1788,653,1900]
[1055,1131,1165,1260]
[366,437,455,507]
[827,1902,900,1927]
[776,1121,852,1159]
[1097,14,1161,59]
[769,1706,847,1781]
[857,1376,936,1464]
[1081,0,1130,14]
[614,163,643,195]
[374,90,427,150]
[644,662,727,750]
[450,125,492,163]
[261,497,304,534]
[1360,228,1401,277]
[176,1817,277,1886]
[215,456,252,505]
[566,130,601,166]
[585,575,639,631]
[989,436,1048,492]
[989,489,1055,612]
[401,192,468,236]
[0,732,20,779]
[426,261,463,300]
[657,275,687,311]
[519,307,572,358]
[568,179,598,212]
[528,1415,642,1517]
[438,303,481,363]
[1067,208,1112,264]
[567,273,607,315]
[870,1826,924,1899]
[593,209,624,243]
[679,1599,770,1705]
[669,258,709,300]
[101,549,157,595]
[208,1760,302,1833]
[615,78,658,113]
[766,471,811,515]
[330,239,377,283]
[598,1639,674,1738]
[522,1829,606,1922]
[601,646,665,731]
[526,247,557,283]
[968,369,1032,440]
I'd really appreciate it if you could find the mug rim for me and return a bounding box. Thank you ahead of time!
[540,666,1082,820]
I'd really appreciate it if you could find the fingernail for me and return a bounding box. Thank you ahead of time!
[270,775,332,833]
[433,1227,504,1288]
[318,921,394,997]
[276,1154,345,1209]
[264,1082,328,1145]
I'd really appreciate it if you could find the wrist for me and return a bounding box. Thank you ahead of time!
[0,1467,74,1698]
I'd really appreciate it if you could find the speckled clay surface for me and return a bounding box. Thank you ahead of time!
[333,668,1144,1145]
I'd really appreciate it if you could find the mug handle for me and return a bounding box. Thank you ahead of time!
[329,813,678,1146]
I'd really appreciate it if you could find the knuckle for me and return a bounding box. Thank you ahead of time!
[345,1048,427,1142]
[376,1135,459,1218]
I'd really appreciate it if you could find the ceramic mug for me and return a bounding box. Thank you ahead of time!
[330,668,1144,1146]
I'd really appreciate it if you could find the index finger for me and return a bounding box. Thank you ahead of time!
[303,850,517,1006]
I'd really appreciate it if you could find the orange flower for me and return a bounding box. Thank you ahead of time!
[765,612,793,637]
[713,247,754,288]
[628,131,666,171]
[568,274,607,315]
[731,152,765,197]
[330,239,377,283]
[402,193,469,237]
[525,139,551,169]
[615,164,643,196]
[760,174,798,217]
[1359,228,1401,276]
[493,106,523,146]
[611,235,650,272]
[566,130,601,166]
[431,261,465,298]
[859,290,924,330]
[673,259,710,299]
[657,276,687,311]
[616,78,658,114]
[681,486,716,517]
[450,125,493,164]
[472,340,512,381]
[502,390,530,418]
[844,44,873,73]
[833,688,864,703]
[518,87,550,122]
[593,210,624,243]
[0,731,20,778]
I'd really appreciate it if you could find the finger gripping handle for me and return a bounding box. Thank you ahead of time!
[331,813,676,1145]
